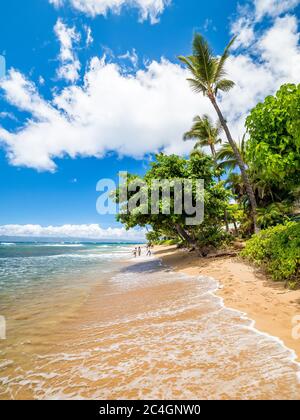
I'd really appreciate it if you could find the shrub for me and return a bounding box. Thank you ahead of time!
[241,222,300,285]
[158,239,181,246]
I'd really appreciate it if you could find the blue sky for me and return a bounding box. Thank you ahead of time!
[0,0,299,240]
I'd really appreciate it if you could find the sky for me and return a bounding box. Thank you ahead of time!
[0,0,299,241]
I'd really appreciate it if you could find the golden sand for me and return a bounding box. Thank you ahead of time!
[154,245,300,362]
[1,252,300,400]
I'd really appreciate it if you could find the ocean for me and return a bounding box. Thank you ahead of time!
[0,242,299,400]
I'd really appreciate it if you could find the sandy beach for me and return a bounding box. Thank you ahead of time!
[154,245,300,362]
[1,243,300,399]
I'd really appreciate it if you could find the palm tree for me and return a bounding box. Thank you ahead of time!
[217,135,247,173]
[179,34,258,233]
[184,114,231,231]
[183,114,222,159]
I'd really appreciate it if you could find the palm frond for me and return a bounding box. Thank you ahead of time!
[183,130,199,141]
[215,79,235,95]
[214,36,237,82]
[178,56,197,75]
[192,34,217,85]
[218,159,238,173]
[187,78,208,95]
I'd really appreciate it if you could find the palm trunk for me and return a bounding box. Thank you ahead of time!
[175,224,194,246]
[224,209,229,233]
[209,95,259,234]
[210,140,230,233]
[210,143,216,159]
[233,219,239,236]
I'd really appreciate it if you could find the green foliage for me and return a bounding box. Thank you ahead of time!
[195,224,232,249]
[158,239,181,246]
[183,114,222,158]
[221,83,300,231]
[115,153,230,252]
[178,34,236,97]
[257,202,292,229]
[146,231,162,244]
[241,222,300,285]
[246,84,300,187]
[217,136,247,173]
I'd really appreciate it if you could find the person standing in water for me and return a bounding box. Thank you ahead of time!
[138,247,142,257]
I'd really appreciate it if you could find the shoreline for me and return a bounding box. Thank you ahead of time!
[153,245,300,362]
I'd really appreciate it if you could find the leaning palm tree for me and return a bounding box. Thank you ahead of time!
[179,34,258,233]
[183,114,222,160]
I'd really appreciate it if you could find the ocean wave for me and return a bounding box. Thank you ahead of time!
[39,244,85,248]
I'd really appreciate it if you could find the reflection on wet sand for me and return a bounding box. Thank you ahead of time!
[1,258,300,400]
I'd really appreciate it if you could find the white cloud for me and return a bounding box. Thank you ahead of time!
[231,15,256,49]
[0,111,17,121]
[84,25,94,46]
[0,59,204,171]
[49,0,171,24]
[119,49,139,68]
[54,18,81,83]
[254,0,300,20]
[224,13,300,139]
[0,224,146,241]
[258,15,300,80]
[0,3,299,172]
[231,0,300,49]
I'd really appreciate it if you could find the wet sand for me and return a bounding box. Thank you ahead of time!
[1,252,300,399]
[154,245,300,362]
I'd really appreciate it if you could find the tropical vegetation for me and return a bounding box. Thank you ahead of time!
[115,33,300,286]
[241,223,300,288]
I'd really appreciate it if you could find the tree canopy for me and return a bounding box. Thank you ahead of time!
[246,83,300,188]
[115,153,230,254]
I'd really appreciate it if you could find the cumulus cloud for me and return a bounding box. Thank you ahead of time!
[258,15,300,81]
[231,0,300,49]
[220,14,300,125]
[54,18,81,82]
[254,0,300,20]
[0,1,299,172]
[0,224,146,241]
[0,58,205,171]
[49,0,171,24]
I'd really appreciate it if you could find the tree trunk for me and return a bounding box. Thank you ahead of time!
[210,139,230,233]
[209,95,259,234]
[224,209,229,233]
[210,143,216,159]
[233,219,239,236]
[175,224,203,255]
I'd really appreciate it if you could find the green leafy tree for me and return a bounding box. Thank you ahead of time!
[115,153,230,255]
[246,84,300,188]
[179,34,258,233]
[146,231,163,245]
[183,114,231,230]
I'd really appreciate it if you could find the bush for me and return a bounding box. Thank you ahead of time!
[196,225,233,250]
[158,239,181,246]
[241,222,300,285]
